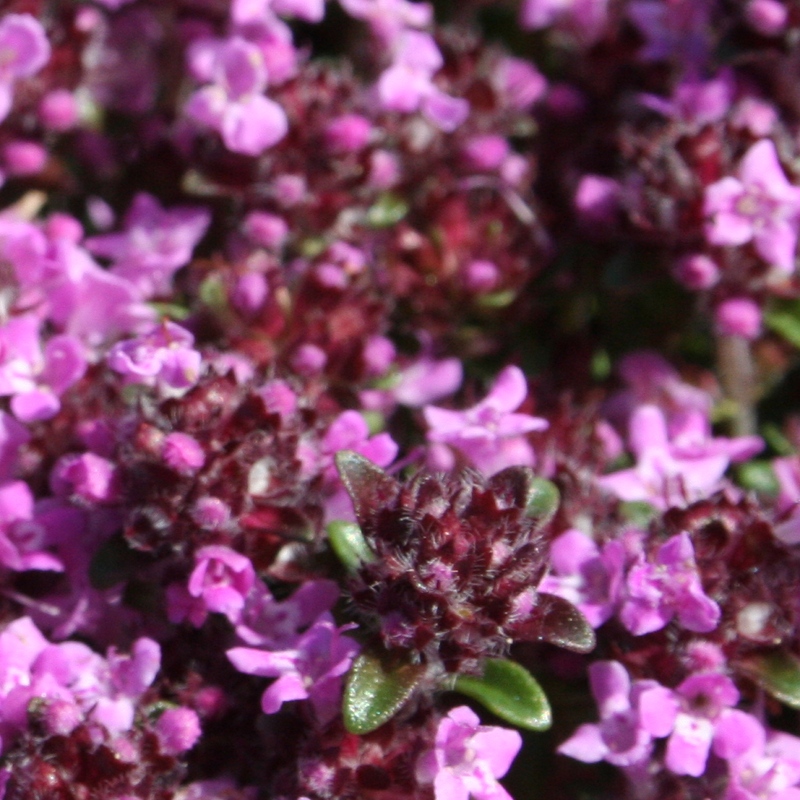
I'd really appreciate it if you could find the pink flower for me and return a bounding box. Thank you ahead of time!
[416,706,522,800]
[184,546,256,626]
[155,708,202,755]
[107,321,202,391]
[424,365,548,475]
[376,31,469,131]
[704,139,800,273]
[558,661,657,767]
[726,729,800,800]
[538,529,626,628]
[227,615,359,718]
[185,36,288,156]
[0,15,51,123]
[339,0,433,44]
[620,531,720,636]
[521,0,609,43]
[598,405,761,509]
[85,193,210,298]
[638,673,763,777]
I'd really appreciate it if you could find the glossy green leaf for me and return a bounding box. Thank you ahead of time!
[454,658,552,731]
[523,478,560,525]
[343,652,425,734]
[327,520,375,572]
[740,651,800,709]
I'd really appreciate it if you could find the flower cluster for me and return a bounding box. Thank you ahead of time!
[3,0,800,799]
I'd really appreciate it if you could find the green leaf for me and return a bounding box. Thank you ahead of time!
[453,658,552,731]
[765,307,800,349]
[476,290,517,309]
[199,275,228,311]
[523,478,560,525]
[736,461,779,495]
[620,501,659,527]
[148,302,190,321]
[739,651,800,709]
[366,194,409,228]
[327,520,375,572]
[343,652,425,734]
[89,534,146,590]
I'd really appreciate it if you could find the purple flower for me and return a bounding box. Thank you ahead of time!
[227,615,359,718]
[107,321,202,392]
[627,0,711,66]
[520,0,609,43]
[726,729,800,800]
[231,0,326,24]
[235,579,340,649]
[49,452,119,507]
[186,546,256,625]
[376,30,469,131]
[620,531,720,636]
[85,193,211,298]
[704,139,800,273]
[416,706,522,800]
[185,36,288,156]
[538,529,626,628]
[424,365,548,475]
[598,404,761,509]
[0,15,51,123]
[0,481,63,572]
[392,356,462,407]
[558,661,656,768]
[339,0,433,44]
[155,707,202,755]
[0,315,87,423]
[637,672,763,777]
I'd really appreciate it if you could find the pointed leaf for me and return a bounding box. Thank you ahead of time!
[739,651,800,709]
[343,652,425,734]
[522,478,560,525]
[453,658,552,731]
[327,520,376,572]
[512,593,596,653]
[335,451,400,525]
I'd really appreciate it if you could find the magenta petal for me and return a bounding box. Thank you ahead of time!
[11,389,60,422]
[549,529,599,575]
[558,723,608,762]
[185,85,227,129]
[470,727,522,778]
[665,714,714,777]
[589,661,632,718]
[677,587,720,633]
[739,139,790,190]
[434,769,471,800]
[222,96,288,155]
[629,405,669,457]
[637,686,679,737]
[227,646,299,677]
[261,673,309,713]
[422,90,469,132]
[754,220,799,272]
[713,710,765,760]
